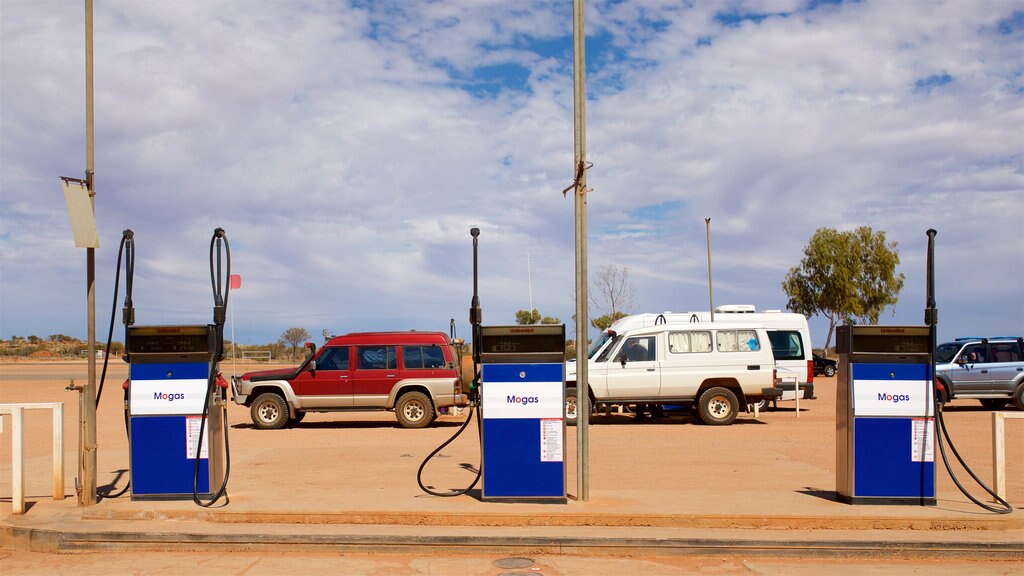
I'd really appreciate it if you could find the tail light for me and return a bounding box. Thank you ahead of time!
[806,360,814,385]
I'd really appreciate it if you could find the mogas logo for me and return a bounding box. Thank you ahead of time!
[877,392,912,403]
[506,395,540,405]
[154,392,187,402]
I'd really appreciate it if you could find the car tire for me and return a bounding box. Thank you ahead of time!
[250,393,289,429]
[698,387,739,426]
[1014,383,1024,411]
[395,391,435,429]
[565,386,578,427]
[824,365,836,377]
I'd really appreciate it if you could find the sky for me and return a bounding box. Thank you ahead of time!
[1,0,1022,350]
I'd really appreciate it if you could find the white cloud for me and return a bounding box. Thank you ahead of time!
[1,0,1021,347]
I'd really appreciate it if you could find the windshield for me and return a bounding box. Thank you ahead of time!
[935,342,964,364]
[587,331,614,359]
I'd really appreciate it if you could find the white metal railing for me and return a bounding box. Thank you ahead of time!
[992,411,1023,503]
[0,402,65,514]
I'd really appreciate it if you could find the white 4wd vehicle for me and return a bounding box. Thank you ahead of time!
[566,323,781,425]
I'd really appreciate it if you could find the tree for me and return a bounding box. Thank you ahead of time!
[515,309,562,325]
[590,264,636,330]
[782,226,905,352]
[278,327,311,359]
[515,309,541,325]
[591,311,628,332]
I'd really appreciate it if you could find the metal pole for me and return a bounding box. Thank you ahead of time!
[81,0,98,506]
[572,0,589,502]
[705,218,714,323]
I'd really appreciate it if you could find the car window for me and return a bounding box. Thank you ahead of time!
[935,343,963,364]
[961,344,987,363]
[357,346,397,370]
[316,346,349,370]
[403,345,446,369]
[989,342,1022,363]
[717,330,761,352]
[668,331,712,354]
[616,336,656,362]
[767,330,803,361]
[596,334,623,362]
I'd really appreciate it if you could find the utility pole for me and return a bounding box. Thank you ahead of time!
[572,0,590,502]
[706,218,714,323]
[82,0,98,506]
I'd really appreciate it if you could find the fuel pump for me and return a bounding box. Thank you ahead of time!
[835,230,1011,513]
[417,227,567,503]
[117,228,231,505]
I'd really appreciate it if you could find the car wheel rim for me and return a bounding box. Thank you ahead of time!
[404,401,425,422]
[259,403,279,423]
[708,396,730,419]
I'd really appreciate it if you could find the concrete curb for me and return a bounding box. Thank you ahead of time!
[4,524,1023,559]
[80,508,1024,531]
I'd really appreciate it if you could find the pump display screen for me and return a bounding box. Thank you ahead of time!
[848,326,931,354]
[480,326,565,355]
[127,326,212,355]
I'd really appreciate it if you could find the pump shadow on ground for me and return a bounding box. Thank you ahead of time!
[97,468,129,498]
[796,487,838,502]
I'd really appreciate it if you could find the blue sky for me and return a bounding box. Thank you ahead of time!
[1,0,1022,349]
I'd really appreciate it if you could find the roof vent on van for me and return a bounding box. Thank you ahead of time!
[714,304,756,313]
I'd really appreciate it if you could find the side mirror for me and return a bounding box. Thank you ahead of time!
[619,355,627,368]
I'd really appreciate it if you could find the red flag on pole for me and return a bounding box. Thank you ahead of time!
[229,274,242,289]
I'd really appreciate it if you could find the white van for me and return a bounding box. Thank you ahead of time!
[565,322,781,426]
[578,305,814,406]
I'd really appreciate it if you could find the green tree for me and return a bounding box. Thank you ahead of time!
[515,309,561,325]
[782,226,905,352]
[590,311,628,332]
[278,327,312,359]
[515,309,541,324]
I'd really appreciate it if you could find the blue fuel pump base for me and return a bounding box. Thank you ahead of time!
[925,229,1011,515]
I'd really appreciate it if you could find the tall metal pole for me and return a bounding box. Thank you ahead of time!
[81,0,98,506]
[705,218,714,323]
[572,0,590,502]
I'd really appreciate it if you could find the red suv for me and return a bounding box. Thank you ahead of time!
[231,332,467,429]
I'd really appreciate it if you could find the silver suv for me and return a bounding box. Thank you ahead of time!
[935,337,1024,410]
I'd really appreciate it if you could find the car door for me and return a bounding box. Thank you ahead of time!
[949,343,991,394]
[289,346,354,407]
[605,334,660,399]
[352,345,398,407]
[987,342,1024,393]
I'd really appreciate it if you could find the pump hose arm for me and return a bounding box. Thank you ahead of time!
[925,229,1010,514]
[416,401,483,497]
[95,230,134,499]
[97,230,134,406]
[194,228,231,507]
